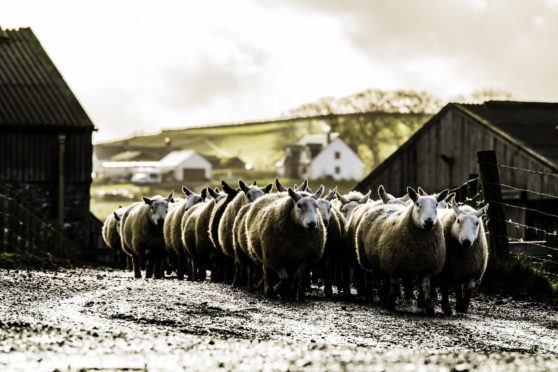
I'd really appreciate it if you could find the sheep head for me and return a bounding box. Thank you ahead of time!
[288,187,323,231]
[408,187,448,230]
[142,191,173,228]
[451,197,488,248]
[239,179,273,203]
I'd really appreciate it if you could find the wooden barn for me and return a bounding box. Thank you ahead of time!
[355,101,558,240]
[0,27,102,253]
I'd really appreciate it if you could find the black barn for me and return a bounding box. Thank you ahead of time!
[0,27,100,251]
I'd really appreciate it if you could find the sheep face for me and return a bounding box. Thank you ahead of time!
[239,180,273,203]
[408,187,448,230]
[316,199,332,228]
[288,188,322,231]
[143,191,173,228]
[451,199,489,248]
[378,185,409,206]
[337,190,370,220]
[183,186,206,210]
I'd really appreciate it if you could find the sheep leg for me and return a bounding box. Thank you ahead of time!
[264,267,276,298]
[323,260,333,298]
[176,258,185,281]
[403,277,414,300]
[455,284,463,311]
[247,262,255,292]
[421,277,435,315]
[441,284,452,316]
[340,260,352,297]
[154,259,164,279]
[145,259,154,279]
[387,277,400,311]
[189,260,197,281]
[232,259,243,288]
[273,268,289,296]
[295,264,308,302]
[131,254,141,279]
[458,279,475,313]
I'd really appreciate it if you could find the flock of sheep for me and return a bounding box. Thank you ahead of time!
[102,178,489,315]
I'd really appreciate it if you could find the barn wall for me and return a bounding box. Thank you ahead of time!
[358,107,558,199]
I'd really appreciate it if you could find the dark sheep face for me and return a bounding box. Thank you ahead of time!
[289,189,321,231]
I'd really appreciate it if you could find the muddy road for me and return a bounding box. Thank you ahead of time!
[0,268,557,371]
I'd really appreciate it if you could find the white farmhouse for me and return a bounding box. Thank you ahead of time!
[158,150,212,181]
[276,133,364,180]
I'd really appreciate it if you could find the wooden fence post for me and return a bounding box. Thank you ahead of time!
[477,150,510,261]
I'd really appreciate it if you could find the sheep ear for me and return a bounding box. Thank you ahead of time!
[113,211,120,221]
[182,186,193,196]
[378,185,391,203]
[399,194,410,202]
[445,192,456,202]
[275,178,288,192]
[336,191,350,205]
[166,191,174,202]
[417,187,428,196]
[407,187,419,202]
[238,179,249,193]
[306,186,313,193]
[143,197,152,205]
[476,203,489,217]
[261,183,273,194]
[207,187,218,199]
[201,188,208,201]
[324,187,337,201]
[296,178,308,192]
[222,181,236,194]
[214,187,220,193]
[451,196,462,215]
[312,185,325,199]
[253,181,257,186]
[436,189,449,203]
[288,188,302,202]
[359,190,371,204]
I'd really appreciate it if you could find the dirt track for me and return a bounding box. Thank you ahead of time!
[0,268,557,371]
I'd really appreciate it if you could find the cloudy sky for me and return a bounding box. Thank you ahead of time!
[3,0,558,143]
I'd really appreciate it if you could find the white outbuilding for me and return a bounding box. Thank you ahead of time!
[158,150,212,181]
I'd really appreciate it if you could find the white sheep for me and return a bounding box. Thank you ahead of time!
[436,197,489,315]
[335,190,371,220]
[217,179,273,287]
[163,186,207,280]
[121,192,174,279]
[101,206,129,267]
[355,187,448,314]
[182,187,227,282]
[246,186,326,301]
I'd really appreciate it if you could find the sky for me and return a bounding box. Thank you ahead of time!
[3,0,558,143]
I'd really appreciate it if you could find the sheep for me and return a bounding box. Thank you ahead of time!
[120,191,174,279]
[208,181,241,283]
[355,187,448,314]
[101,206,128,267]
[217,179,273,287]
[246,186,326,301]
[335,190,371,220]
[182,187,227,282]
[163,186,207,280]
[435,197,489,315]
[309,188,348,297]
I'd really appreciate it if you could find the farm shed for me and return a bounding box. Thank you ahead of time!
[355,100,558,240]
[158,150,212,181]
[0,27,102,252]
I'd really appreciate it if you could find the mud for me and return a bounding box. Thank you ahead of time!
[0,268,557,371]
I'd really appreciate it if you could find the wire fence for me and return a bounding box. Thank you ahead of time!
[0,185,80,260]
[450,152,558,279]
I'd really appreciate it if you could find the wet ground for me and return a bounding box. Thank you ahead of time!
[0,268,557,371]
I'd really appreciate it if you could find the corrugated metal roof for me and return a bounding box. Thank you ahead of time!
[460,101,558,165]
[0,27,94,129]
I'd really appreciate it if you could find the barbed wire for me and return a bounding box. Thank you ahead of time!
[481,180,558,201]
[478,162,558,179]
[490,200,558,220]
[492,217,558,238]
[506,237,558,254]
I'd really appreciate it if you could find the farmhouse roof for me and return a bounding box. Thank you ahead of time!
[298,132,340,147]
[0,27,94,130]
[159,150,200,167]
[95,145,179,161]
[457,101,558,166]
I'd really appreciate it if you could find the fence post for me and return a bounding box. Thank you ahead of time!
[477,150,510,261]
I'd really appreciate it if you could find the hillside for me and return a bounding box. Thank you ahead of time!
[99,112,430,173]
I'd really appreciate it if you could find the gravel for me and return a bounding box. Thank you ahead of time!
[0,268,557,371]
